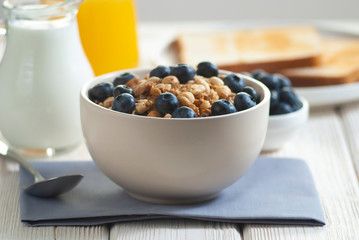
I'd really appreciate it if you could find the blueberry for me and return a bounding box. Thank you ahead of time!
[172,106,197,118]
[270,102,293,115]
[170,64,195,84]
[234,92,256,111]
[270,89,280,110]
[196,61,218,77]
[113,72,136,86]
[260,74,280,90]
[279,87,302,111]
[150,65,171,78]
[155,93,179,114]
[113,84,133,97]
[242,86,259,103]
[88,82,114,102]
[251,69,267,80]
[112,93,135,114]
[211,99,236,116]
[223,73,245,93]
[275,74,292,89]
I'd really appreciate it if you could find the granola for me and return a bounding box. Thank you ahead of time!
[89,62,259,118]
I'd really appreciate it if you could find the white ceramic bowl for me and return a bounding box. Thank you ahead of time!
[262,97,309,151]
[80,69,270,204]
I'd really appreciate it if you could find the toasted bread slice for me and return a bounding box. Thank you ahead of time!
[176,26,322,72]
[280,39,359,87]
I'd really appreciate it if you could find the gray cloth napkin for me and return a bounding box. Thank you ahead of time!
[19,157,325,226]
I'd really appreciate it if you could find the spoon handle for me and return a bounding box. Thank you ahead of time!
[5,150,45,182]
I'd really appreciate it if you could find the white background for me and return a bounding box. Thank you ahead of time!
[135,0,358,22]
[0,0,358,21]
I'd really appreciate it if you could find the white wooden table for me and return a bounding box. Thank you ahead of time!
[1,20,359,240]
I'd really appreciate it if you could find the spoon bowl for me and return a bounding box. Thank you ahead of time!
[0,141,83,198]
[23,174,83,198]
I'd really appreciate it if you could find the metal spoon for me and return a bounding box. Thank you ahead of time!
[0,142,83,198]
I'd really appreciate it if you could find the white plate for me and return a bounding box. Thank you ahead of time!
[151,21,359,107]
[294,83,359,107]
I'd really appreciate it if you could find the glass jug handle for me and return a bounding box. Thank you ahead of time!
[0,21,6,59]
[0,21,6,35]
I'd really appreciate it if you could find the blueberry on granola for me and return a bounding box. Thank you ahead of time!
[196,61,218,78]
[170,64,196,84]
[155,93,179,114]
[172,106,197,118]
[113,85,133,97]
[150,65,171,78]
[211,99,236,116]
[88,82,114,102]
[234,92,256,111]
[223,73,245,93]
[242,86,259,103]
[112,93,135,114]
[113,72,136,86]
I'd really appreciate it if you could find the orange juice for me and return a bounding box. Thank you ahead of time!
[77,0,139,76]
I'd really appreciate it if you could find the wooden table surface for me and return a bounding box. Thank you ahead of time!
[1,21,359,240]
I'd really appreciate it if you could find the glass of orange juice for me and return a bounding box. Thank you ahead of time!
[77,0,139,76]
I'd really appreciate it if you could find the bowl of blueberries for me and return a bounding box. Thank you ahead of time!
[249,70,309,151]
[80,62,270,204]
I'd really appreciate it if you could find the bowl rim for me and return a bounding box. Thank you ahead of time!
[80,68,271,121]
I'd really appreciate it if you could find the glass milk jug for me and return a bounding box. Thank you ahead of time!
[0,0,94,155]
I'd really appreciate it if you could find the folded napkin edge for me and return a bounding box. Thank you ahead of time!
[21,215,326,227]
